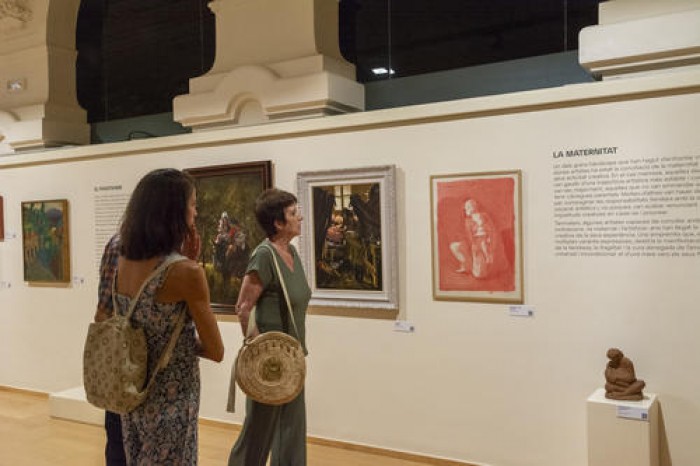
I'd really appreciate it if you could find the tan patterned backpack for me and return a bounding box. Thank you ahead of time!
[83,254,187,414]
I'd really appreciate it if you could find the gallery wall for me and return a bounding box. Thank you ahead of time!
[1,70,699,466]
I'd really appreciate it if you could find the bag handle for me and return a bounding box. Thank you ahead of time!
[245,243,300,341]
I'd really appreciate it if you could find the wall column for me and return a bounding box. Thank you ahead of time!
[173,0,364,130]
[0,0,88,154]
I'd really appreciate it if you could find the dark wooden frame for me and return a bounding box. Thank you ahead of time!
[185,161,273,313]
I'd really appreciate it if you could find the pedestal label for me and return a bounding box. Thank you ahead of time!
[617,405,649,421]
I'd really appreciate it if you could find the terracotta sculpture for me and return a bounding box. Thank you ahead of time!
[604,348,645,401]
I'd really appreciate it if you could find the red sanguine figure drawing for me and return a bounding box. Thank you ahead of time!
[449,199,501,279]
[437,178,516,293]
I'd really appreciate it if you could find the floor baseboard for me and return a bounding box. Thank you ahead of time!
[200,417,476,466]
[2,385,477,466]
[0,385,48,398]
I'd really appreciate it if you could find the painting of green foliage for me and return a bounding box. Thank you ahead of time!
[185,162,272,313]
[22,200,70,283]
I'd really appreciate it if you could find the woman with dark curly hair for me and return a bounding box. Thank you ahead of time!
[95,168,224,465]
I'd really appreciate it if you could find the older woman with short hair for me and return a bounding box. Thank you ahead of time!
[229,188,312,466]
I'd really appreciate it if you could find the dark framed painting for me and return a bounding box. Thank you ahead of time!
[297,165,398,310]
[21,199,70,284]
[0,195,4,241]
[185,161,272,313]
[430,170,523,303]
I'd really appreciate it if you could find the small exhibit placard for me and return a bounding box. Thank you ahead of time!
[617,405,649,421]
[393,320,415,333]
[509,305,534,317]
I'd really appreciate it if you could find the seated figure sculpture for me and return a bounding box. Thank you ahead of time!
[604,348,645,401]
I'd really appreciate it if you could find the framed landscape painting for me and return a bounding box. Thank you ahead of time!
[185,161,272,313]
[297,165,398,310]
[0,195,4,241]
[430,170,523,303]
[21,199,70,284]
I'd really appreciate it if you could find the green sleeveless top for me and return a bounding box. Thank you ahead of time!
[247,239,311,354]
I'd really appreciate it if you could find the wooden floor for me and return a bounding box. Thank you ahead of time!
[0,389,455,466]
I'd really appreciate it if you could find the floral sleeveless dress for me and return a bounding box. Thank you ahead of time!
[115,261,200,465]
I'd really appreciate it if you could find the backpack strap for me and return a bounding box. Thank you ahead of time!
[142,307,187,393]
[111,253,187,319]
[111,252,189,394]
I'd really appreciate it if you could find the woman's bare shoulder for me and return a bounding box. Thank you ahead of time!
[157,259,206,303]
[161,259,207,297]
[168,259,205,281]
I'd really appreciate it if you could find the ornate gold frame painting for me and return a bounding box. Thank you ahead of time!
[430,170,523,303]
[297,165,398,310]
[21,199,71,284]
[185,161,273,313]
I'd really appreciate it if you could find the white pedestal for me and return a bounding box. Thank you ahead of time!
[49,386,104,426]
[587,388,659,466]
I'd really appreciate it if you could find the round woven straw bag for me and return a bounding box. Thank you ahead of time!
[235,331,306,405]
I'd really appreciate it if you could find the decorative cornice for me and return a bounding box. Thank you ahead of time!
[0,0,32,23]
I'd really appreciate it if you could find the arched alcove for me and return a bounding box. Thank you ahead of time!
[0,0,89,151]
